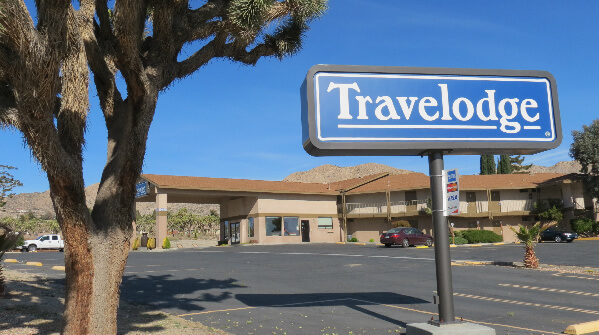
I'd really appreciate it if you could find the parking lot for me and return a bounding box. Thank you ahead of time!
[5,241,599,334]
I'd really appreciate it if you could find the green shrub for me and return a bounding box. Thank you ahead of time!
[449,236,468,245]
[15,235,24,248]
[391,220,410,228]
[460,229,503,243]
[147,238,156,250]
[369,239,374,243]
[571,218,596,235]
[349,237,359,242]
[162,237,171,249]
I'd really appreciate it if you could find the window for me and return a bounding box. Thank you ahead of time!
[284,217,299,236]
[52,236,58,240]
[318,217,333,229]
[266,217,282,236]
[405,191,417,202]
[248,217,254,238]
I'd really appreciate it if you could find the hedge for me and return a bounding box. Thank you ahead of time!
[459,229,503,243]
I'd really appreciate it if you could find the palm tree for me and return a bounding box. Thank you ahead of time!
[510,221,557,269]
[511,222,542,268]
[0,225,21,296]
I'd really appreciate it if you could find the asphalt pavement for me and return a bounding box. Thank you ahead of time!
[4,241,599,334]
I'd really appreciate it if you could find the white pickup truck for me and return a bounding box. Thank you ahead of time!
[18,234,65,252]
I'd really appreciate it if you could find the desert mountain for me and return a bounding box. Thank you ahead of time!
[0,182,217,219]
[528,160,581,174]
[283,163,414,183]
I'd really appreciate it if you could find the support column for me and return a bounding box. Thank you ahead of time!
[407,152,495,334]
[156,192,168,248]
[428,151,455,324]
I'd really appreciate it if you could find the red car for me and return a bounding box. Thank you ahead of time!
[380,227,433,248]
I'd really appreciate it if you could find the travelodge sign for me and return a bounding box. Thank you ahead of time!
[301,65,561,156]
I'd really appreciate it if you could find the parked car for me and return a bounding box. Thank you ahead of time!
[17,234,65,252]
[539,228,578,243]
[380,227,433,248]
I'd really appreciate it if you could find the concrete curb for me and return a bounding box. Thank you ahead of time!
[52,266,65,271]
[578,237,599,241]
[26,262,43,266]
[564,319,599,334]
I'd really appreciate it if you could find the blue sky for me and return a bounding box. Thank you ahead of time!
[3,0,598,193]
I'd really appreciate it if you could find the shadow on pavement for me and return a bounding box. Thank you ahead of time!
[121,274,245,313]
[236,292,430,328]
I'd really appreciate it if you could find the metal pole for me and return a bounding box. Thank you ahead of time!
[428,151,455,323]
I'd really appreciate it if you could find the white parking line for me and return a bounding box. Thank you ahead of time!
[552,273,599,281]
[454,293,599,315]
[499,283,599,297]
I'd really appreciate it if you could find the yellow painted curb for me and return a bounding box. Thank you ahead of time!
[493,243,505,245]
[4,259,18,263]
[52,266,65,271]
[336,242,346,245]
[416,246,429,249]
[26,262,43,267]
[353,242,366,245]
[469,244,483,247]
[449,245,457,248]
[564,320,599,334]
[578,237,599,241]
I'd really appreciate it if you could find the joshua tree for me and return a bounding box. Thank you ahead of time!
[0,1,328,333]
[0,225,21,296]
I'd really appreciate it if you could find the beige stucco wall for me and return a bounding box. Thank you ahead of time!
[221,193,341,244]
[347,218,389,243]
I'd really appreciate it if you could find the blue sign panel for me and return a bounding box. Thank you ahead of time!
[301,65,561,156]
[135,181,149,198]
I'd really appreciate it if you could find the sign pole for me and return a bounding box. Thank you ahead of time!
[428,151,455,323]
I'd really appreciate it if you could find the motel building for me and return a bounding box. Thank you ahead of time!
[135,172,596,245]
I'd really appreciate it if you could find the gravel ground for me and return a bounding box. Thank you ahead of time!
[0,245,229,335]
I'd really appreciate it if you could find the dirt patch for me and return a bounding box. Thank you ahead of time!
[0,269,229,335]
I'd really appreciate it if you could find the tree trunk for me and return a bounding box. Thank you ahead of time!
[523,245,538,269]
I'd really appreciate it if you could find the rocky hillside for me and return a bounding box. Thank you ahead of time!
[283,163,414,183]
[0,183,217,219]
[529,160,581,174]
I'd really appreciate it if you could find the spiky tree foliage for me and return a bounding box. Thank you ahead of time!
[479,155,496,175]
[0,224,21,296]
[571,119,599,199]
[497,155,513,174]
[0,165,22,207]
[511,222,541,268]
[0,1,327,333]
[510,155,532,173]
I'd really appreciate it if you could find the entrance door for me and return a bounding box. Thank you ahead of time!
[466,192,477,213]
[229,222,240,244]
[490,191,501,213]
[492,220,503,238]
[405,191,418,213]
[301,220,310,242]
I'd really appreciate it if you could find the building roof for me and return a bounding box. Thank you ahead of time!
[142,172,580,196]
[142,174,338,195]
